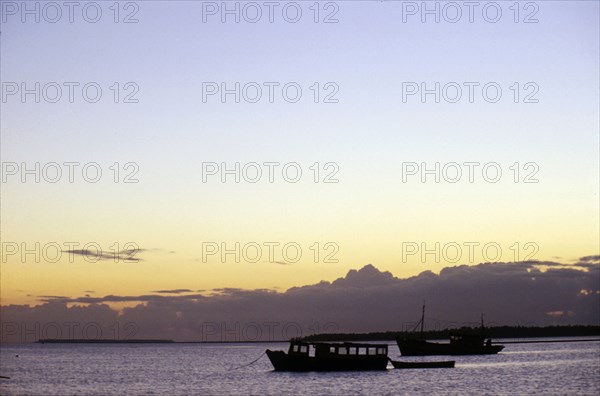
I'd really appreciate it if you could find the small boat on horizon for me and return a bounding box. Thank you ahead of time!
[266,340,389,371]
[396,305,504,356]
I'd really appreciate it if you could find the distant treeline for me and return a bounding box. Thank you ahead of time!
[301,325,600,342]
[37,339,175,344]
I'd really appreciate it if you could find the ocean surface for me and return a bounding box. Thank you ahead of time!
[1,338,599,395]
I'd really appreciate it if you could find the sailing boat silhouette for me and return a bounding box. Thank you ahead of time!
[396,304,504,356]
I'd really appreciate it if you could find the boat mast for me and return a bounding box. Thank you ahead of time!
[420,302,425,337]
[480,313,485,336]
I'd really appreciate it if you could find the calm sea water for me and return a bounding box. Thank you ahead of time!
[1,338,599,395]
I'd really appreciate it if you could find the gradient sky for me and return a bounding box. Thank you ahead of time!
[1,1,599,307]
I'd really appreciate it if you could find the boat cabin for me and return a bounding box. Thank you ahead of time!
[288,341,388,358]
[288,342,310,355]
[449,333,486,346]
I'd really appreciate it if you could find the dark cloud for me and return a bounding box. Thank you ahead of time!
[52,294,208,304]
[2,257,598,342]
[36,295,69,302]
[62,248,144,262]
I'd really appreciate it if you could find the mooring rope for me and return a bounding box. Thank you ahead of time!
[228,351,266,371]
[196,350,267,381]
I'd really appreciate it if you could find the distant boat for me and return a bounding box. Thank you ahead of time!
[266,340,389,371]
[390,360,455,369]
[396,305,504,356]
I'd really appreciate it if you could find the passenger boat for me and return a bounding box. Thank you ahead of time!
[266,340,389,371]
[396,305,504,356]
[390,360,455,369]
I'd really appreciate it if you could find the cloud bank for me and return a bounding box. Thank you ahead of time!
[1,257,598,342]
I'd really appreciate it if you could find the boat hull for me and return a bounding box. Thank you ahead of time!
[391,360,455,369]
[397,339,504,356]
[266,350,389,372]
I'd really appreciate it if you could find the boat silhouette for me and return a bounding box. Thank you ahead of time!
[390,360,455,369]
[266,340,389,371]
[396,305,504,356]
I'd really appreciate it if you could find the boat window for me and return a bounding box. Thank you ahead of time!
[368,347,376,355]
[329,346,336,354]
[349,347,356,355]
[358,348,366,355]
[377,347,385,355]
[338,347,347,355]
[300,346,308,353]
[292,345,299,352]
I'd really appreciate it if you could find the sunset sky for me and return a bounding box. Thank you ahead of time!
[1,0,598,316]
